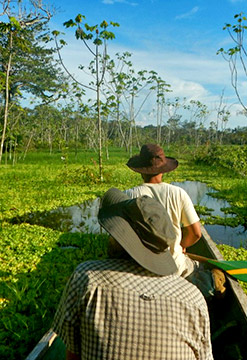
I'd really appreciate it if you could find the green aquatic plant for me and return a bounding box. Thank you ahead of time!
[194,205,214,216]
[0,222,109,360]
[1,147,247,359]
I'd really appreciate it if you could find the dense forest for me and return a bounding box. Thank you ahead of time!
[2,103,247,160]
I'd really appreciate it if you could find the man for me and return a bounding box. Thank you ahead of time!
[52,188,213,360]
[125,143,201,277]
[125,144,226,298]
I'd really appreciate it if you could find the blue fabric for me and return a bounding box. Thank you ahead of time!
[186,263,215,299]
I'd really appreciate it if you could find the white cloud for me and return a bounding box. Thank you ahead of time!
[117,46,230,88]
[54,37,246,128]
[175,6,199,20]
[168,79,209,100]
[109,46,247,128]
[102,0,138,5]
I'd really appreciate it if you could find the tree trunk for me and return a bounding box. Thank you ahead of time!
[75,123,79,159]
[23,132,34,160]
[49,133,53,154]
[12,136,18,165]
[116,100,128,150]
[128,94,135,157]
[4,140,8,164]
[156,87,161,144]
[96,43,103,181]
[0,32,13,164]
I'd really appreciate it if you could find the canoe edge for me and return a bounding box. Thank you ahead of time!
[25,329,57,360]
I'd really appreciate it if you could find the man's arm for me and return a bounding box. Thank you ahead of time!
[66,350,80,360]
[181,221,201,250]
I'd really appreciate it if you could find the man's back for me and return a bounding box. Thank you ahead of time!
[53,258,213,360]
[124,182,200,275]
[124,182,199,228]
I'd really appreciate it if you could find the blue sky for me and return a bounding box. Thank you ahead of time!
[48,0,247,128]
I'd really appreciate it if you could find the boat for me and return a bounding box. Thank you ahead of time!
[25,225,247,360]
[189,226,247,360]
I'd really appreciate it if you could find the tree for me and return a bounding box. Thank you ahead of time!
[118,65,151,155]
[53,15,119,181]
[88,51,155,155]
[186,100,209,147]
[27,104,64,153]
[103,52,165,156]
[217,12,247,112]
[213,91,231,144]
[0,0,66,163]
[1,103,26,163]
[162,97,185,147]
[148,71,171,145]
[102,52,131,151]
[166,115,182,146]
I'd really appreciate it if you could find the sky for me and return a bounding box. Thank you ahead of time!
[47,1,247,128]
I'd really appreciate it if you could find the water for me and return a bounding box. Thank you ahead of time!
[204,224,246,248]
[172,181,231,218]
[11,181,247,248]
[11,198,102,234]
[172,181,247,248]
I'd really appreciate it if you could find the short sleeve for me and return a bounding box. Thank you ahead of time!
[180,189,200,227]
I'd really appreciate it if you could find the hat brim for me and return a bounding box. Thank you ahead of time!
[127,156,178,174]
[98,195,178,276]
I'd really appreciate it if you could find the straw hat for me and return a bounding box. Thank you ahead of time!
[126,144,178,174]
[98,188,178,276]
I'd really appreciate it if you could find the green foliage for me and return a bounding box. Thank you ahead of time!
[0,222,109,360]
[63,14,119,45]
[202,215,240,227]
[1,147,247,359]
[192,144,247,226]
[194,144,247,176]
[218,12,247,56]
[0,10,66,104]
[217,12,247,112]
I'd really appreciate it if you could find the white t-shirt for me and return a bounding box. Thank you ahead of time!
[124,182,200,276]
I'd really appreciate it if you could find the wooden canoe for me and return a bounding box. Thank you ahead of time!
[189,226,247,359]
[25,225,247,360]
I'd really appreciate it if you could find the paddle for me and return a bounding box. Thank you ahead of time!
[187,253,247,282]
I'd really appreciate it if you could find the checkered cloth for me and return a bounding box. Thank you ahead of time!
[52,259,213,360]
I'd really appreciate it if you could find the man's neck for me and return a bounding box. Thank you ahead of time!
[142,173,163,183]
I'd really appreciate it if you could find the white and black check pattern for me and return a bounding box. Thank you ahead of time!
[53,259,213,359]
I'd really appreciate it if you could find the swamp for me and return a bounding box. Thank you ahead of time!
[2,2,247,358]
[1,146,247,360]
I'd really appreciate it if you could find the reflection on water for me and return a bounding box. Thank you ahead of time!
[172,181,230,217]
[172,181,247,248]
[10,181,247,248]
[205,224,247,248]
[11,198,101,234]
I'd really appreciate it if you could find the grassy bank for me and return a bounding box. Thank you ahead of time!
[1,146,247,359]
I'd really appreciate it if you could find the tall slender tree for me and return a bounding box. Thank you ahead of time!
[53,15,119,181]
[217,12,247,113]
